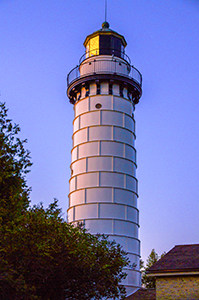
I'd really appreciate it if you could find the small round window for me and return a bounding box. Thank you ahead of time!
[95,103,102,109]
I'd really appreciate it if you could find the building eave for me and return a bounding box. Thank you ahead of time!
[148,271,199,277]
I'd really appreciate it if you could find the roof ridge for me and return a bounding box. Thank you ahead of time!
[174,244,199,247]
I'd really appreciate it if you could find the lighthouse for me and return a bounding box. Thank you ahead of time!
[67,22,142,296]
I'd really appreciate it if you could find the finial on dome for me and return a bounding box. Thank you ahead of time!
[103,0,109,28]
[102,21,110,29]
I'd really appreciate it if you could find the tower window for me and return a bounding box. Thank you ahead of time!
[109,83,113,95]
[120,85,124,97]
[85,86,89,97]
[96,83,101,95]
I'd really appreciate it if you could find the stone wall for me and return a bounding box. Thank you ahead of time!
[156,275,199,300]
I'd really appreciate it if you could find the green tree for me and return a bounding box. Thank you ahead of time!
[0,102,32,227]
[0,102,129,300]
[1,200,129,299]
[141,249,165,288]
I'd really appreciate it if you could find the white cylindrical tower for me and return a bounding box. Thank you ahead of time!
[67,22,142,296]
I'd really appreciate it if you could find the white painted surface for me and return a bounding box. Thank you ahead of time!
[79,55,130,77]
[69,82,141,293]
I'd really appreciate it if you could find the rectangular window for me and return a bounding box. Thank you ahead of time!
[120,85,123,97]
[89,36,99,56]
[109,83,113,95]
[99,35,112,55]
[97,83,101,95]
[112,37,122,57]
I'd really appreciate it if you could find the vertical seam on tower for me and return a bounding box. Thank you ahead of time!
[111,95,114,110]
[112,188,114,203]
[123,143,126,159]
[86,157,88,172]
[75,176,77,190]
[85,189,87,204]
[123,113,125,128]
[99,109,102,125]
[124,174,127,189]
[77,145,79,160]
[88,96,90,111]
[98,203,100,218]
[87,127,89,142]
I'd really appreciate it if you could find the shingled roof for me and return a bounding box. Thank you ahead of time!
[126,288,156,300]
[147,244,199,274]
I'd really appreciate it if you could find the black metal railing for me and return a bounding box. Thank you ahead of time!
[67,58,142,88]
[79,48,131,65]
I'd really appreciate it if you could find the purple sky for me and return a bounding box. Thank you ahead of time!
[1,0,199,262]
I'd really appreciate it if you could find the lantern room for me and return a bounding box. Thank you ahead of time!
[83,22,127,60]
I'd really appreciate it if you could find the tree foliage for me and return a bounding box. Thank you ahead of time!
[0,102,32,227]
[141,249,165,289]
[0,102,129,300]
